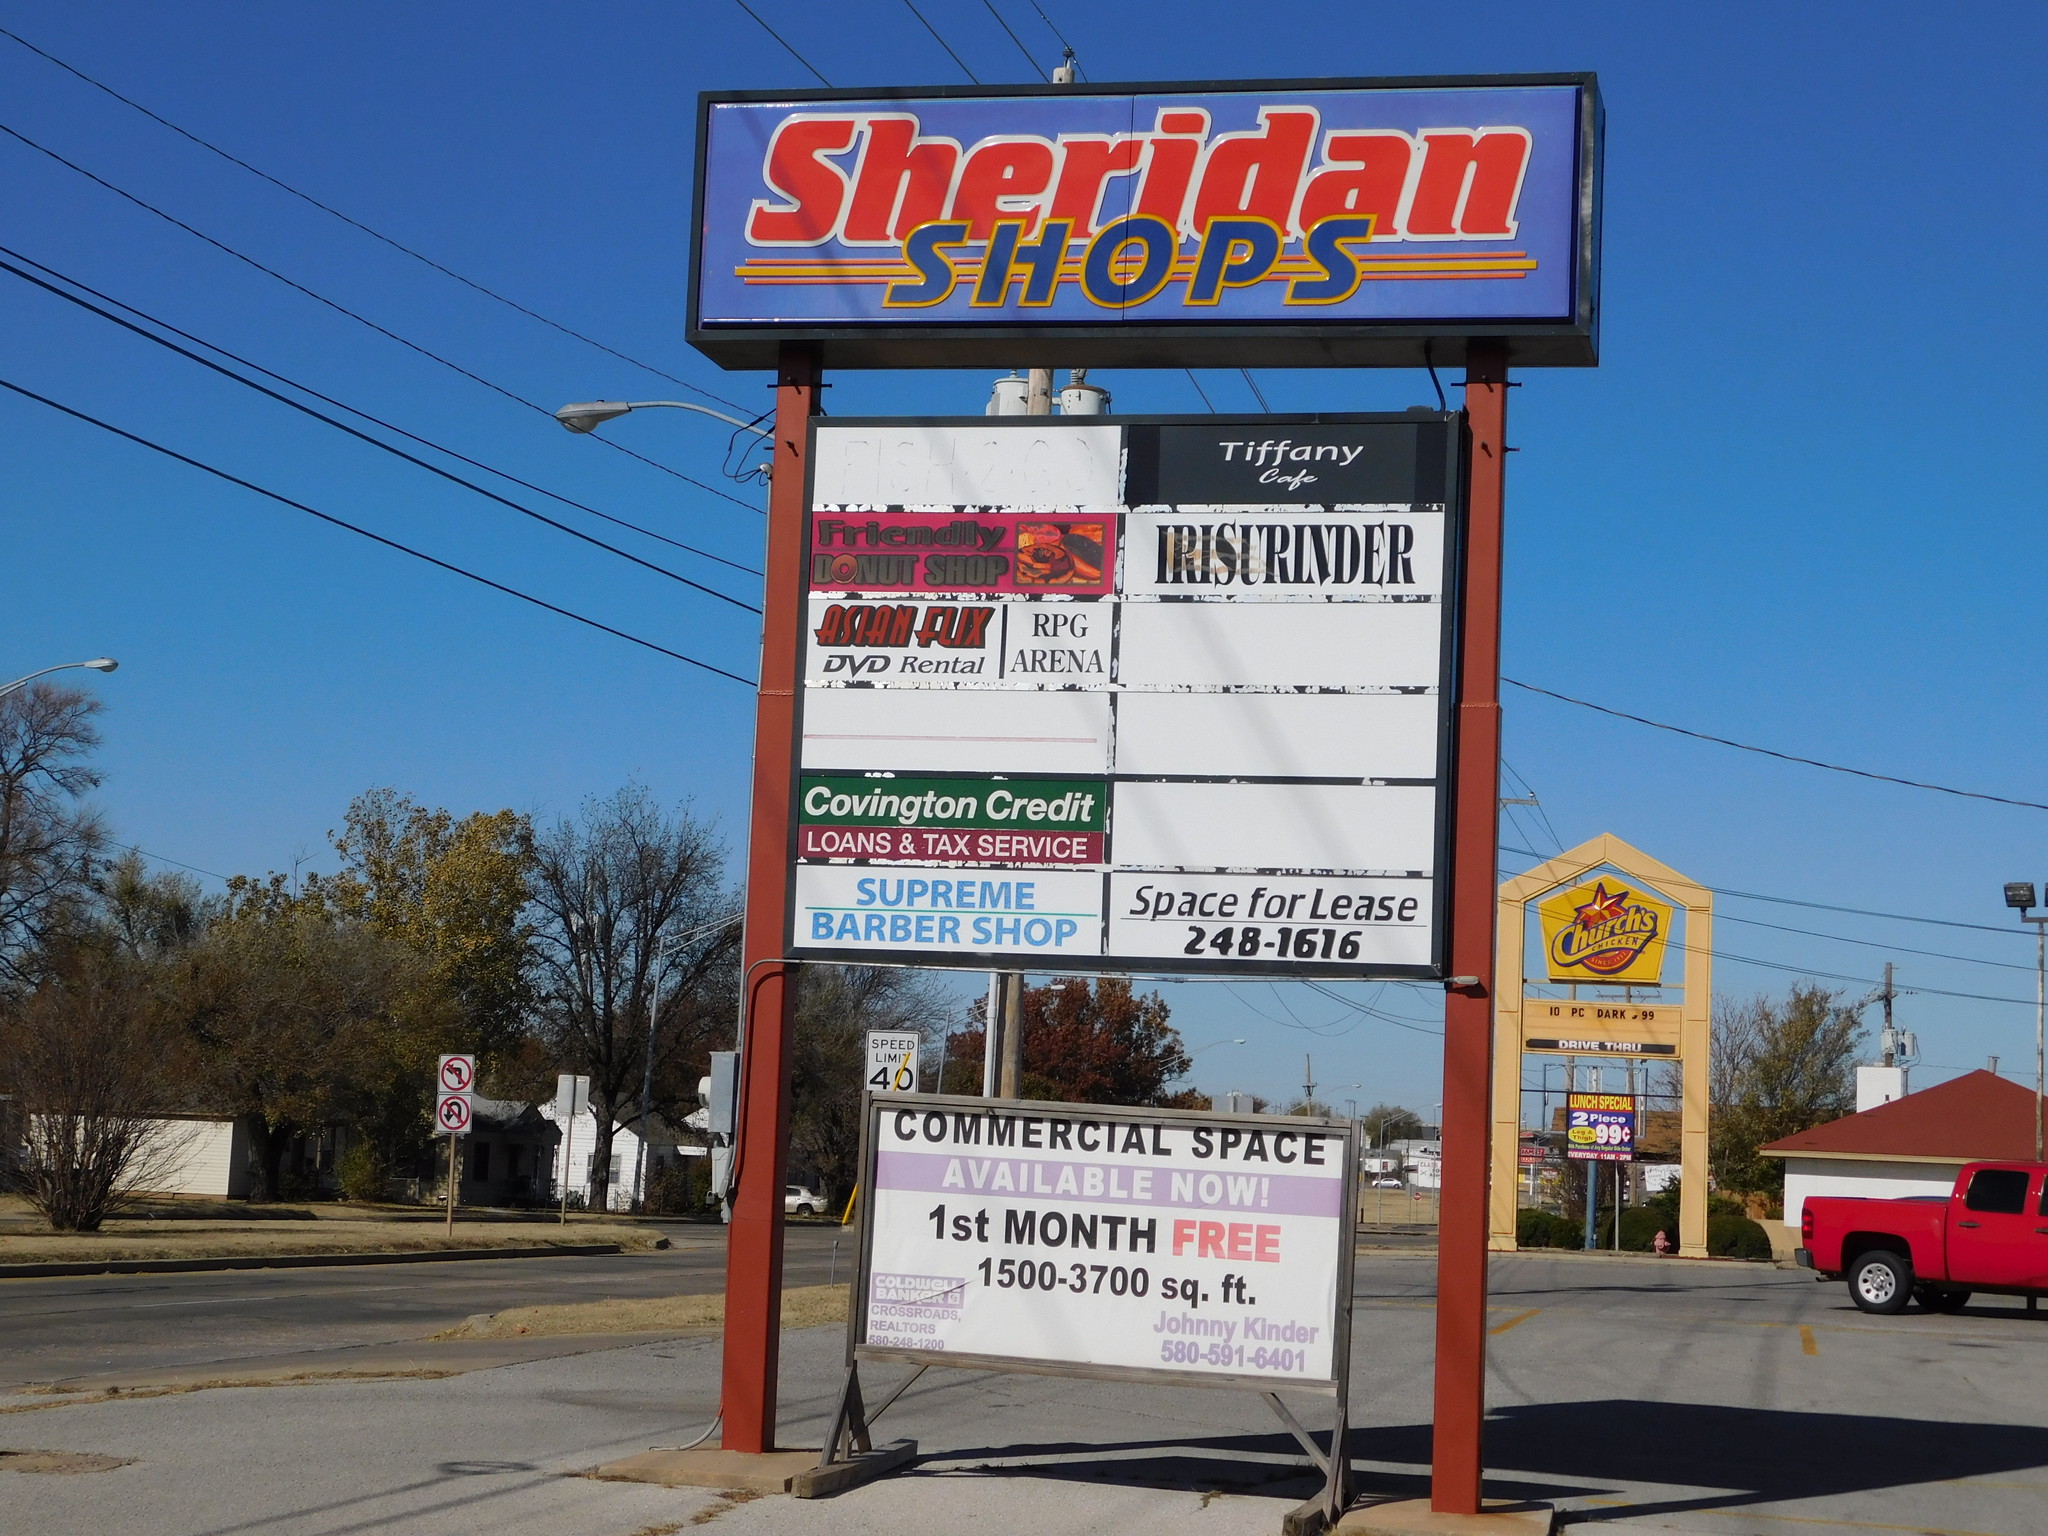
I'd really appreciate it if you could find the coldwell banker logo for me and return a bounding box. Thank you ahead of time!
[730,105,1539,309]
[1539,880,1672,985]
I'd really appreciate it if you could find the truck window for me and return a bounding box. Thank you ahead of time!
[1963,1168,2029,1213]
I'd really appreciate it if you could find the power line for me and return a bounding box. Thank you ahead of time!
[105,838,230,882]
[0,253,763,612]
[982,0,1048,77]
[1505,676,2048,813]
[731,0,833,86]
[1711,909,2033,973]
[1239,368,1274,411]
[0,118,761,513]
[0,375,756,687]
[1498,842,2022,936]
[903,0,984,82]
[1183,369,1218,412]
[1023,0,1083,75]
[3,243,760,575]
[0,24,745,414]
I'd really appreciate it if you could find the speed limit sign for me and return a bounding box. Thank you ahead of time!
[865,1031,921,1095]
[436,1092,474,1134]
[438,1054,476,1093]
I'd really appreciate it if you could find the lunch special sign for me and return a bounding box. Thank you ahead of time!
[787,414,1462,979]
[689,75,1601,369]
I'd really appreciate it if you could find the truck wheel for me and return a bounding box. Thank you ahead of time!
[1849,1250,1912,1314]
[1919,1288,1970,1313]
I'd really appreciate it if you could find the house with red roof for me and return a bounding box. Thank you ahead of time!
[1763,1069,2048,1226]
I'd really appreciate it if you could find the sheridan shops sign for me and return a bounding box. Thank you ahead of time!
[690,75,1601,369]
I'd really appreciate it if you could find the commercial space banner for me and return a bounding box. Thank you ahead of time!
[788,414,1462,980]
[691,76,1601,369]
[854,1094,1356,1390]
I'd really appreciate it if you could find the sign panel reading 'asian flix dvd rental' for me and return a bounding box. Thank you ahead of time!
[788,414,1464,980]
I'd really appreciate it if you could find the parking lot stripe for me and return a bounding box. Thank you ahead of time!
[1799,1324,1818,1355]
[1488,1308,1539,1335]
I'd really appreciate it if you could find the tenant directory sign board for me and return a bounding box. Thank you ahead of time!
[787,414,1463,979]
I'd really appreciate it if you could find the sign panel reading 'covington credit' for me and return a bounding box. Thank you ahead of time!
[788,414,1462,980]
[857,1095,1354,1389]
[691,76,1601,369]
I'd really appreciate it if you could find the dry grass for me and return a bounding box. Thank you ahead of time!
[0,1221,660,1266]
[434,1282,849,1341]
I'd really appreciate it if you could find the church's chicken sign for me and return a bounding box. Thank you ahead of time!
[690,77,1599,365]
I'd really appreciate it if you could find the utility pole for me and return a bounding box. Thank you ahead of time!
[1304,1054,1316,1106]
[1880,962,1896,1066]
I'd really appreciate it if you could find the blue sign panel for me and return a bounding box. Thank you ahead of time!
[689,75,1600,370]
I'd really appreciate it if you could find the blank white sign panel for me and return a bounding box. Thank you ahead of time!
[1114,602,1443,691]
[791,415,1461,979]
[813,425,1122,508]
[1111,692,1440,780]
[800,687,1112,774]
[1110,781,1440,874]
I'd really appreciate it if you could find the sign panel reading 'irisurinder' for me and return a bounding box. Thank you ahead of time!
[789,415,1463,980]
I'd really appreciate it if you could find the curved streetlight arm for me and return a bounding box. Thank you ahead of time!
[554,399,771,437]
[0,658,118,702]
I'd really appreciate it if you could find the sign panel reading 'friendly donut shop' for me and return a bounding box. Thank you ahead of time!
[690,75,1601,369]
[787,414,1464,980]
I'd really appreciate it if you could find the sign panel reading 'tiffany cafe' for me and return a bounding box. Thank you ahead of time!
[788,414,1463,980]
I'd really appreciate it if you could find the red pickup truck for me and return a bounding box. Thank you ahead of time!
[1798,1161,2048,1313]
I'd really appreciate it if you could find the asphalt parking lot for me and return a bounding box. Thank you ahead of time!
[3,1247,2045,1535]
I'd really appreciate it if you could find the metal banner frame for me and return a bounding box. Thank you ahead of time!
[825,1090,1358,1528]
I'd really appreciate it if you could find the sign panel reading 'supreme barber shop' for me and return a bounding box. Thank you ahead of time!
[788,414,1463,981]
[690,75,1601,369]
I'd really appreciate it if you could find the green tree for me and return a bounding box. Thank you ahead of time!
[1709,981,1865,1196]
[178,876,459,1200]
[319,788,533,1068]
[1359,1103,1425,1146]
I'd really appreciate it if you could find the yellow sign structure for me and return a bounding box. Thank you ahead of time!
[1490,834,1712,1258]
[1538,879,1673,985]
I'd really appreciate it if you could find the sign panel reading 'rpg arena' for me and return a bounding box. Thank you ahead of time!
[690,75,1601,369]
[789,414,1462,980]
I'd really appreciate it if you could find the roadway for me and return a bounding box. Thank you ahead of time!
[0,1222,852,1389]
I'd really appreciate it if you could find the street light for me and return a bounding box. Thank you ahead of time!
[0,657,117,701]
[2004,882,2045,1160]
[1188,1037,1248,1056]
[554,400,771,437]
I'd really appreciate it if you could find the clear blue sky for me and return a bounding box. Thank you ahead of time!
[5,2,2045,1119]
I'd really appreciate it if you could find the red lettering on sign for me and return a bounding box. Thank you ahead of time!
[1297,131,1412,236]
[1197,1220,1226,1259]
[950,137,1056,240]
[1189,107,1319,235]
[845,117,961,243]
[1255,1225,1281,1263]
[746,116,858,245]
[1048,136,1141,237]
[1132,108,1207,229]
[1405,128,1532,238]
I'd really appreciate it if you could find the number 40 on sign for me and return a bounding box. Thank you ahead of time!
[866,1032,921,1095]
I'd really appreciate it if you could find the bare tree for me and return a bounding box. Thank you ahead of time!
[0,683,107,990]
[527,787,738,1212]
[788,965,949,1201]
[0,947,183,1230]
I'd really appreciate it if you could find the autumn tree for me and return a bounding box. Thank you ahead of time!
[1709,981,1865,1196]
[0,682,107,990]
[942,977,1200,1107]
[1359,1103,1425,1146]
[177,876,460,1200]
[318,788,533,1068]
[526,787,739,1211]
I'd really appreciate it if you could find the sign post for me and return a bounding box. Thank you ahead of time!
[555,1072,591,1225]
[436,1054,476,1237]
[688,70,1603,1523]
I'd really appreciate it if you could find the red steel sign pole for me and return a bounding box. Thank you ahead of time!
[720,343,821,1454]
[1432,341,1509,1515]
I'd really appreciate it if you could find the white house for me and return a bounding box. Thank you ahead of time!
[540,1103,701,1211]
[1765,1069,2045,1226]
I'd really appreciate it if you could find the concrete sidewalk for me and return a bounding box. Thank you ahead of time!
[6,1255,2048,1535]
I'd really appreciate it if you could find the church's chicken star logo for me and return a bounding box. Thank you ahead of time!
[1547,882,1662,978]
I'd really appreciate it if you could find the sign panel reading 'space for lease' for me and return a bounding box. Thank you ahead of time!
[788,415,1464,979]
[690,76,1600,369]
